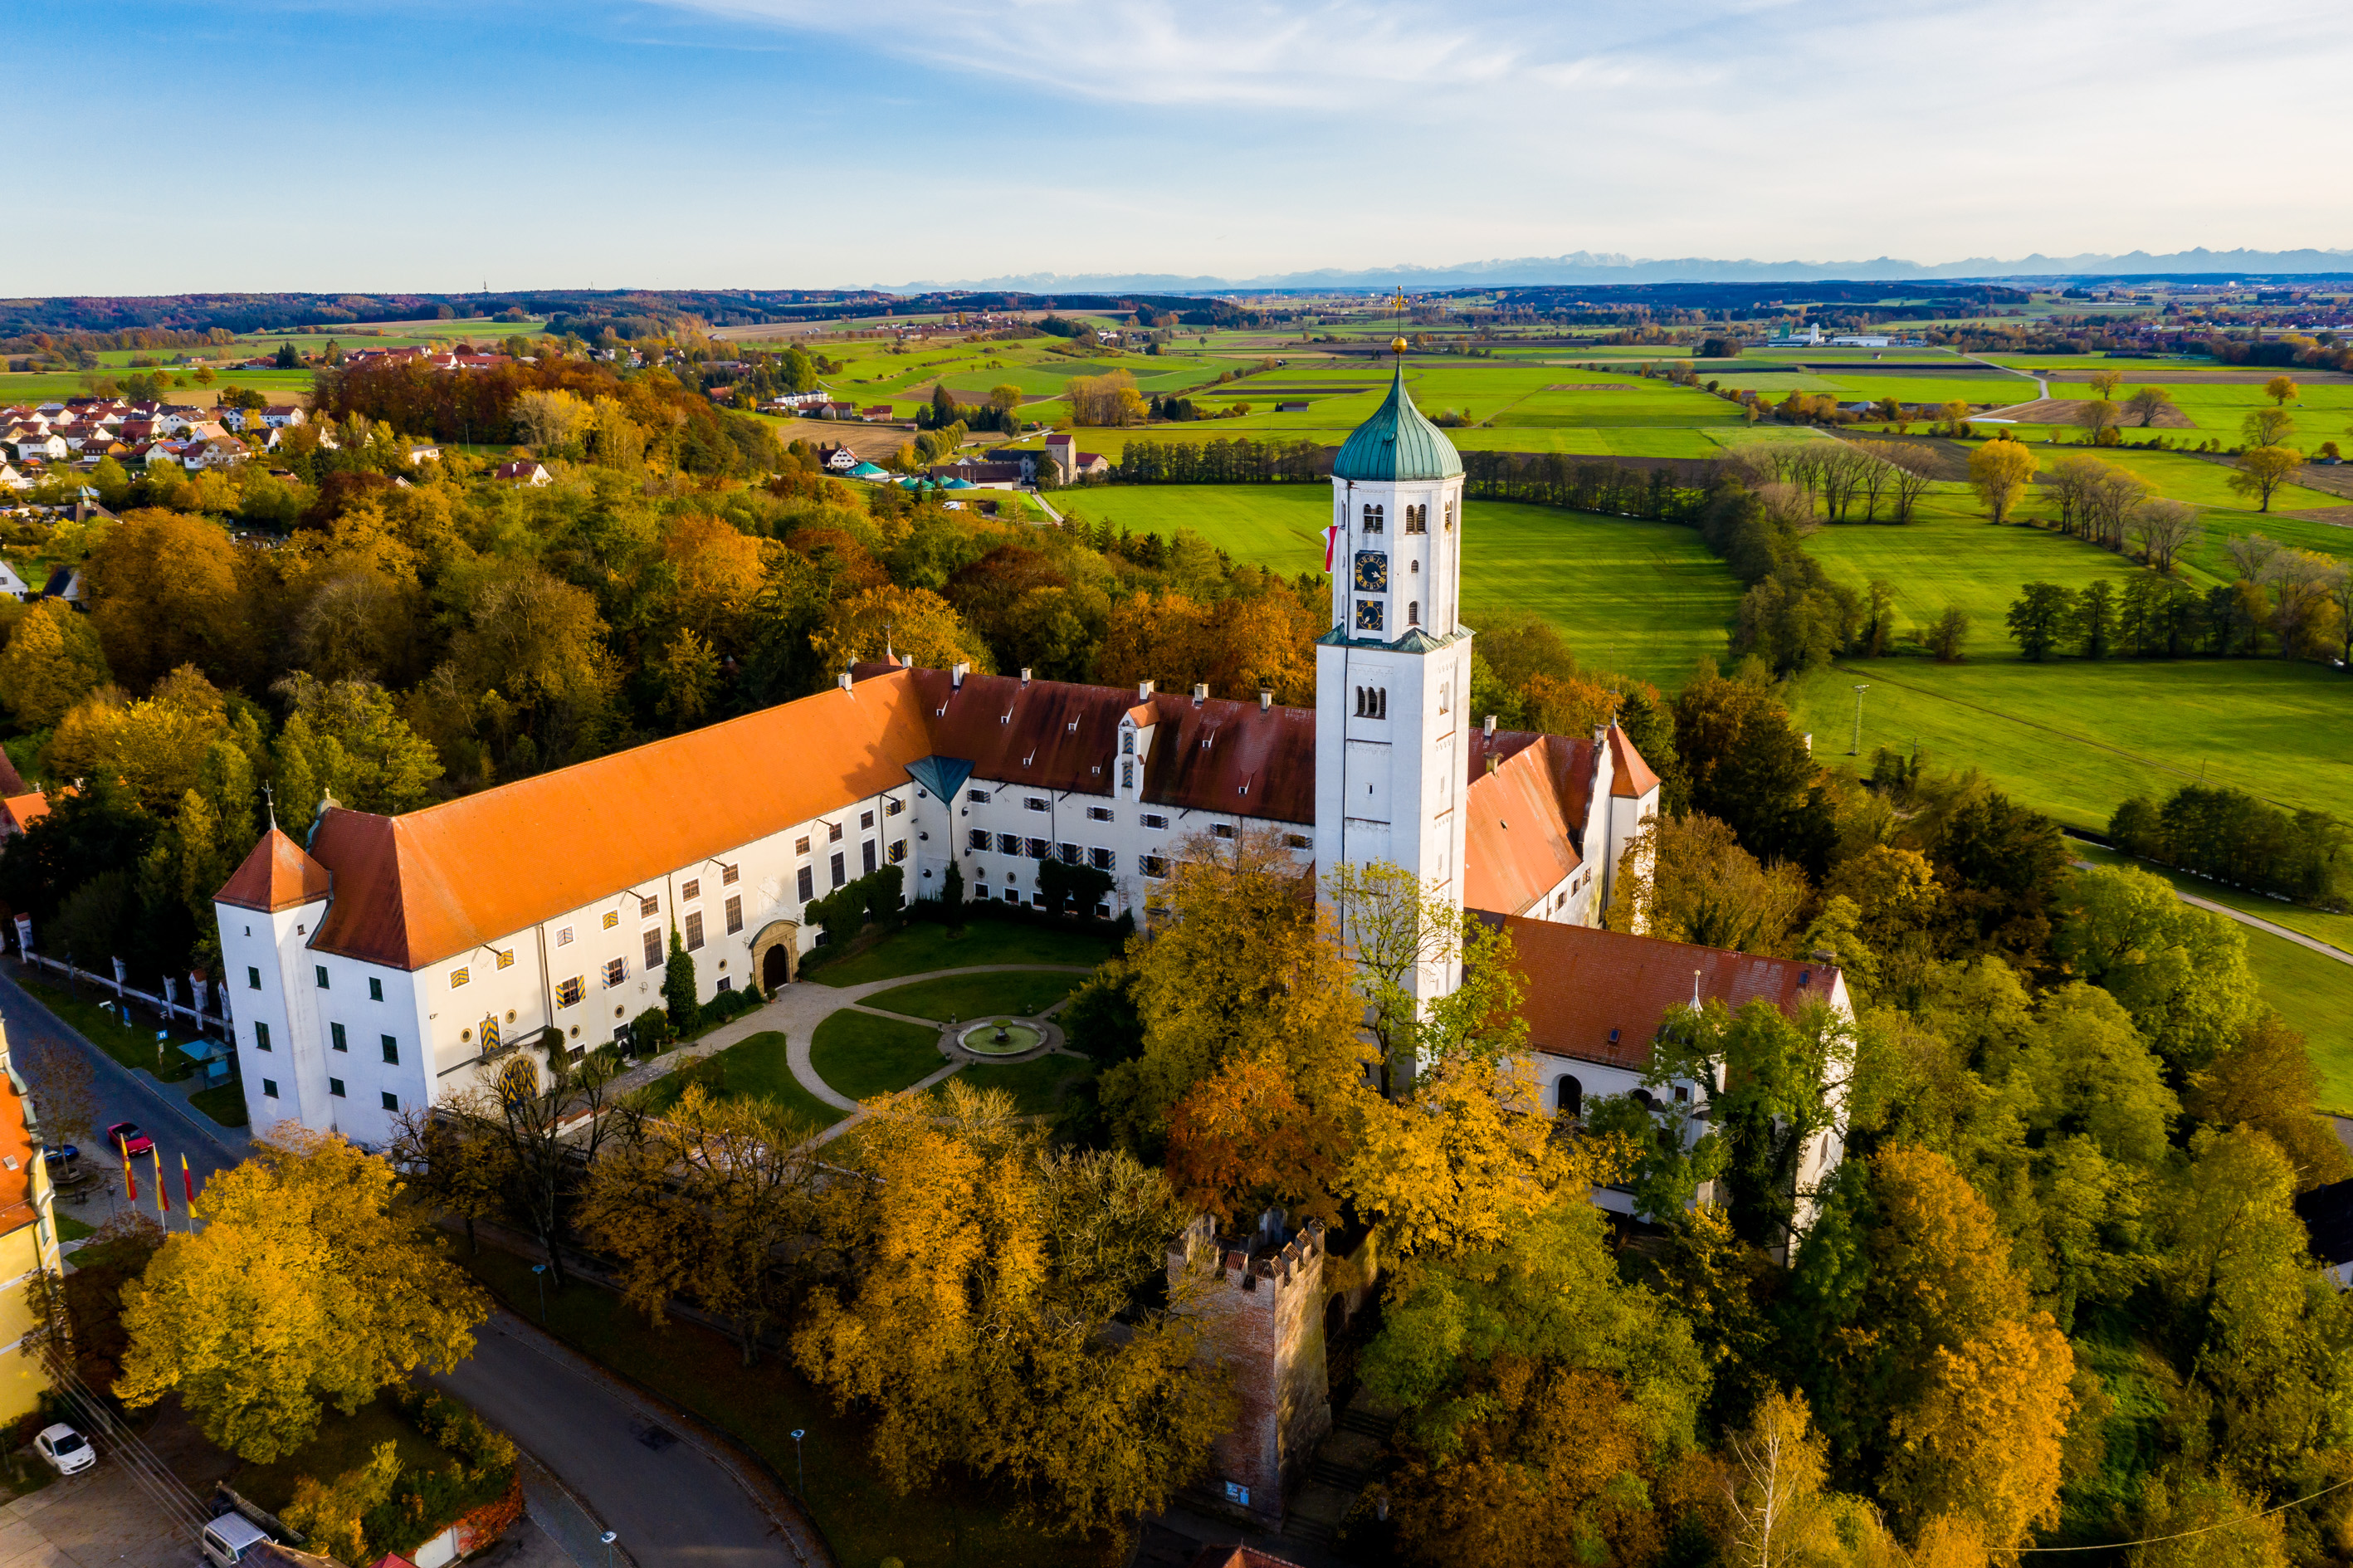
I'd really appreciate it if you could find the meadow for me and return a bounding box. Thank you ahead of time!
[1053,485,1735,690]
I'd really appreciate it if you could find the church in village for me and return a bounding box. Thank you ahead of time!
[212,346,1849,1180]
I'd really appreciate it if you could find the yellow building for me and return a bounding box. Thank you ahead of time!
[0,1023,65,1420]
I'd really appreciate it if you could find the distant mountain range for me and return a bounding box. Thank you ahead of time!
[886,247,2353,294]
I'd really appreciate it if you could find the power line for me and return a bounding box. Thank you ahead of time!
[2015,1474,2353,1553]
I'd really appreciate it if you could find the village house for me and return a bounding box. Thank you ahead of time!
[494,461,551,486]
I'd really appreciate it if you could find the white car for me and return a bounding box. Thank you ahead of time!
[33,1424,93,1476]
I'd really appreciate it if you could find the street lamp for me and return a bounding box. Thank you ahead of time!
[599,1531,616,1568]
[532,1263,548,1321]
[790,1429,806,1497]
[1849,684,1871,756]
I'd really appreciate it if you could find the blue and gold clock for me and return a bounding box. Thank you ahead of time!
[1352,550,1389,593]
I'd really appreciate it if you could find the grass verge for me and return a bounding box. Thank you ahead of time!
[803,924,1116,988]
[809,1014,946,1101]
[12,975,200,1082]
[637,1032,846,1128]
[233,1391,452,1513]
[189,1083,249,1127]
[864,971,1084,1023]
[460,1247,1108,1568]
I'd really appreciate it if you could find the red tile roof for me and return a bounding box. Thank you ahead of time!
[1462,735,1590,916]
[1,791,47,838]
[1496,915,1843,1069]
[1608,723,1660,799]
[217,828,334,912]
[294,672,940,970]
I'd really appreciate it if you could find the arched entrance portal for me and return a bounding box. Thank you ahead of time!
[749,920,801,990]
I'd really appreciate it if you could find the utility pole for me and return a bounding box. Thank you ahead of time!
[1849,684,1870,756]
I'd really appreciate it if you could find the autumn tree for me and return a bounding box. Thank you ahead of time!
[41,666,230,813]
[2088,369,2124,401]
[2229,445,2305,513]
[0,599,111,729]
[2242,406,2296,448]
[1670,666,1832,872]
[437,1041,630,1285]
[386,1109,510,1254]
[2126,384,2177,427]
[810,584,991,676]
[2128,498,2201,572]
[1327,860,1528,1094]
[1164,1052,1348,1225]
[115,1126,489,1461]
[85,509,261,692]
[1966,437,2039,525]
[2056,864,2259,1072]
[2264,374,2300,407]
[794,1082,1232,1534]
[1606,812,1808,954]
[581,1086,822,1364]
[2184,1013,2353,1189]
[272,672,445,816]
[1065,370,1147,427]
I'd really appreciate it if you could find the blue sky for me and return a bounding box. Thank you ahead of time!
[10,0,2349,294]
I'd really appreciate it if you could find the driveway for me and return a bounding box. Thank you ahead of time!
[432,1310,825,1568]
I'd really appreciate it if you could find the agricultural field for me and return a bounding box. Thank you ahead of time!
[1052,485,1735,689]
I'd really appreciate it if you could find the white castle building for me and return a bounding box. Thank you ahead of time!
[212,350,1848,1214]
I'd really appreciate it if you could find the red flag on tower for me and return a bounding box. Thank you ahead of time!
[1322,522,1342,573]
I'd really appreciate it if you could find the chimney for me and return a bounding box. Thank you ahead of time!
[1482,714,1496,737]
[1137,679,1155,701]
[1192,682,1208,705]
[951,662,969,689]
[837,672,853,691]
[1258,689,1272,712]
[1019,667,1032,686]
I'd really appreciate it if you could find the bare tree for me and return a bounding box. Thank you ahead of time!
[2126,499,2201,573]
[15,1033,97,1147]
[2126,385,2175,427]
[2243,407,2297,448]
[1879,442,1938,522]
[437,1036,630,1286]
[2084,466,2157,550]
[2082,398,2124,442]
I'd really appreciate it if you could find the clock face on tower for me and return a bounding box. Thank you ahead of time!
[1353,550,1389,593]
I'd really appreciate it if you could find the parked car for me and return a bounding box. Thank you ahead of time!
[198,1512,272,1568]
[33,1424,93,1476]
[105,1122,153,1158]
[40,1143,77,1169]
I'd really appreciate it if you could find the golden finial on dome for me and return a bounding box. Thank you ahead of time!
[1391,336,1408,354]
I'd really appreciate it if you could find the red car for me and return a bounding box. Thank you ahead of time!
[105,1122,154,1159]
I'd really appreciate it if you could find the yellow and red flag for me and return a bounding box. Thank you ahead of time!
[121,1147,136,1202]
[182,1155,196,1209]
[152,1146,168,1215]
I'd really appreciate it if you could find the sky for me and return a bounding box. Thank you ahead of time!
[10,0,2351,296]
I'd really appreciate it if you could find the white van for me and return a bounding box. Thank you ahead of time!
[199,1514,273,1568]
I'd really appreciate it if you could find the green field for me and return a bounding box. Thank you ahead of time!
[1053,486,1738,689]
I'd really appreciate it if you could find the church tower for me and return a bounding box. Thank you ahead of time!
[1314,342,1474,1002]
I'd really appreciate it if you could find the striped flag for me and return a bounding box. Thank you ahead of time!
[152,1147,168,1215]
[183,1155,196,1209]
[121,1148,136,1202]
[1321,522,1343,573]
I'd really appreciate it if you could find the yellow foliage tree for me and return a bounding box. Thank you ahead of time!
[282,1440,402,1566]
[0,598,113,730]
[1966,437,2040,525]
[42,665,227,813]
[85,507,258,691]
[115,1126,490,1462]
[2229,445,2306,514]
[1065,370,1147,427]
[811,584,991,677]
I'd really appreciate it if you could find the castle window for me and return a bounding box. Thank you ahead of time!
[640,896,659,918]
[1024,796,1050,812]
[644,929,661,970]
[686,912,705,950]
[1285,833,1311,849]
[827,822,844,843]
[1141,813,1169,829]
[966,789,989,804]
[1140,854,1169,879]
[382,1035,398,1064]
[1090,847,1115,871]
[797,866,814,901]
[557,926,574,946]
[1405,503,1427,534]
[255,1021,271,1052]
[1087,806,1114,822]
[330,1078,345,1099]
[496,950,513,970]
[1408,600,1421,626]
[1122,760,1135,789]
[796,836,811,855]
[1213,823,1236,839]
[682,878,701,901]
[331,1023,348,1053]
[726,894,744,931]
[369,976,384,1000]
[1444,501,1455,530]
[1027,838,1051,859]
[1555,1076,1583,1116]
[830,852,846,887]
[603,957,627,988]
[888,840,907,864]
[722,862,740,883]
[1354,686,1387,720]
[885,799,905,818]
[998,832,1020,853]
[1121,731,1135,754]
[1361,503,1383,533]
[1059,843,1082,864]
[382,1092,399,1112]
[247,966,261,990]
[1439,681,1451,715]
[557,976,583,1008]
[862,840,876,875]
[859,812,874,832]
[315,965,330,989]
[451,967,470,988]
[603,911,619,930]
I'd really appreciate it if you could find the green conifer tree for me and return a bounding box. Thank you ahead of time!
[664,923,698,1031]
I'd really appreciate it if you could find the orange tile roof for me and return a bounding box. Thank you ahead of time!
[0,791,47,838]
[0,1064,37,1236]
[1496,915,1843,1069]
[216,828,332,911]
[1462,735,1589,917]
[1608,723,1661,799]
[296,671,940,969]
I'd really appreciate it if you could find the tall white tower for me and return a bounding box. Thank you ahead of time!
[1314,343,1474,1003]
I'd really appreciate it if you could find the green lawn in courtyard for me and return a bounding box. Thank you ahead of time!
[940,1054,1099,1118]
[461,1247,1101,1568]
[808,1012,946,1101]
[638,1031,844,1128]
[802,923,1118,987]
[863,970,1085,1023]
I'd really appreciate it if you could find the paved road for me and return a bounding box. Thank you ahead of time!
[0,965,244,1229]
[2064,854,2353,967]
[432,1311,820,1568]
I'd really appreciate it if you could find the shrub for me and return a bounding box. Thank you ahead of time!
[630,1007,673,1054]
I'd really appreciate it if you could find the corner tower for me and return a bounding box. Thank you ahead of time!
[1314,343,1473,999]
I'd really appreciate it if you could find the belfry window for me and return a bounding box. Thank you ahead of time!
[1405,504,1427,534]
[1443,501,1455,530]
[1354,686,1387,720]
[1361,504,1384,533]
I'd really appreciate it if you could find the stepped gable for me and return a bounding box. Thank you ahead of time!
[861,664,1317,823]
[1462,733,1594,917]
[1496,915,1842,1069]
[216,827,332,913]
[266,670,938,970]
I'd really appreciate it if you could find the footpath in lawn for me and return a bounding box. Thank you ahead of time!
[638,1031,844,1128]
[864,970,1084,1023]
[808,1012,948,1101]
[462,1248,1103,1568]
[803,923,1116,988]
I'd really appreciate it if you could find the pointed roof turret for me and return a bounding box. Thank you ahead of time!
[216,827,333,912]
[1331,346,1462,483]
